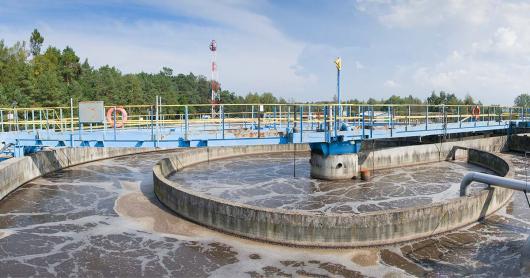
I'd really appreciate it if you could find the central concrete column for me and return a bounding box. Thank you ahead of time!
[310,152,358,180]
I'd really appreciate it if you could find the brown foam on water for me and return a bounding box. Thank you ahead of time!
[0,229,13,240]
[115,192,208,238]
[114,190,402,276]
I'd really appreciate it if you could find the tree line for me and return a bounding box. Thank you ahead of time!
[1,29,528,109]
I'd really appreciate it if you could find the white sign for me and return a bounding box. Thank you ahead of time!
[79,101,105,123]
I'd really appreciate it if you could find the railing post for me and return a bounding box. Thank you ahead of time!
[358,105,361,128]
[258,108,261,139]
[361,105,365,139]
[387,106,392,137]
[31,110,35,133]
[279,106,282,129]
[155,96,159,147]
[324,105,330,143]
[370,105,374,139]
[474,106,478,128]
[458,106,461,129]
[425,105,429,131]
[113,106,117,141]
[59,108,63,132]
[24,110,28,131]
[0,110,3,132]
[406,105,410,132]
[300,105,303,143]
[184,105,189,141]
[45,109,49,132]
[334,103,338,138]
[251,105,255,129]
[487,106,490,126]
[287,106,290,132]
[70,98,74,133]
[221,105,225,140]
[273,106,277,129]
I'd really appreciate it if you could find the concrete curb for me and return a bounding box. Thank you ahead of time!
[154,137,513,247]
[0,147,157,200]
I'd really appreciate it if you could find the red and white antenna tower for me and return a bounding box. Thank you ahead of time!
[209,40,220,117]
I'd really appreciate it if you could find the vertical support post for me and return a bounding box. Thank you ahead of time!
[358,106,361,128]
[324,105,330,143]
[370,105,374,139]
[349,105,352,126]
[389,106,393,137]
[159,96,162,131]
[46,109,49,132]
[251,105,255,129]
[31,110,35,133]
[387,106,391,137]
[113,106,117,141]
[39,110,42,130]
[59,108,63,132]
[0,110,3,132]
[273,106,277,129]
[257,108,261,139]
[185,105,189,141]
[279,106,282,129]
[442,104,445,131]
[425,105,429,131]
[24,110,28,131]
[300,105,303,143]
[221,105,225,140]
[309,105,313,130]
[487,106,488,126]
[155,96,159,147]
[287,106,291,132]
[407,105,411,132]
[456,106,462,128]
[334,57,341,139]
[361,105,365,139]
[70,98,74,132]
[474,106,478,128]
[14,107,18,132]
[150,107,155,146]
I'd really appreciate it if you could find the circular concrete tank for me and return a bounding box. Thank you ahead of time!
[153,143,514,247]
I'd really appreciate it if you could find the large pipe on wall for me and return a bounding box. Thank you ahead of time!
[460,172,529,196]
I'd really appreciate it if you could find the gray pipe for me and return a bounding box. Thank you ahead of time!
[460,172,529,196]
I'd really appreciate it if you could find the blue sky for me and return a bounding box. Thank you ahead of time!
[1,0,529,105]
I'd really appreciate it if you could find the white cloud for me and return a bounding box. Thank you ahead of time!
[384,79,399,88]
[355,61,364,70]
[357,0,494,28]
[355,0,530,104]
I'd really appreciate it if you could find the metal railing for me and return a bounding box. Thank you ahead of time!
[0,103,528,141]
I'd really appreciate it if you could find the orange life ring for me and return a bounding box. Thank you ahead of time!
[471,106,481,120]
[106,107,128,128]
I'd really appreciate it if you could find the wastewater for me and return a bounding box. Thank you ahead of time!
[0,151,529,277]
[169,153,491,213]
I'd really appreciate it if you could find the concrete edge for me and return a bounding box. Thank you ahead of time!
[153,137,514,247]
[0,147,160,201]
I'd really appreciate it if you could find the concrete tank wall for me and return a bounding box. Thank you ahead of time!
[360,135,509,170]
[154,137,514,247]
[509,134,530,153]
[0,147,156,200]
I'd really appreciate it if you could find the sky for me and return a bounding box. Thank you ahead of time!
[1,0,529,105]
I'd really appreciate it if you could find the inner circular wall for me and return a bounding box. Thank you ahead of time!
[153,138,514,247]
